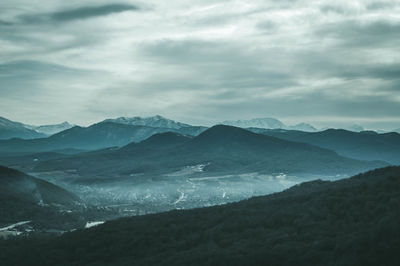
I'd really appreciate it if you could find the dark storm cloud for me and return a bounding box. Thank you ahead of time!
[0,20,12,26]
[316,20,400,48]
[17,4,141,24]
[51,4,140,21]
[366,1,400,10]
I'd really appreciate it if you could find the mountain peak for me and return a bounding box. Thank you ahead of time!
[222,117,286,129]
[0,116,46,139]
[346,124,365,132]
[135,132,191,149]
[33,121,75,135]
[192,125,270,146]
[288,123,317,132]
[103,115,191,129]
[221,117,318,132]
[0,116,25,129]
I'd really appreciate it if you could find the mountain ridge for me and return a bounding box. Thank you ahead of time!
[221,117,317,132]
[0,117,46,140]
[33,125,387,178]
[249,127,400,164]
[103,115,192,129]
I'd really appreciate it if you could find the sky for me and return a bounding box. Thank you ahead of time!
[0,0,400,130]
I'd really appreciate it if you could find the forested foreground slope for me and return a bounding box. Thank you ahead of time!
[1,166,400,266]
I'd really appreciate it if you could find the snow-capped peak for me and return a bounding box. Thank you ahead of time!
[103,115,191,129]
[221,117,318,132]
[288,123,317,132]
[222,118,286,129]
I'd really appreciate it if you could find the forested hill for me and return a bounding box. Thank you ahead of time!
[2,166,400,266]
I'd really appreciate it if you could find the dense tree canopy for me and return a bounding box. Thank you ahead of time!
[1,166,400,266]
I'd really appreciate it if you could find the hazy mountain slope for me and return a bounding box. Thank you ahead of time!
[0,117,45,140]
[0,166,79,205]
[175,125,208,136]
[222,118,317,132]
[2,166,399,266]
[34,126,386,178]
[346,124,365,132]
[31,122,75,136]
[248,128,400,164]
[0,122,204,154]
[288,122,317,132]
[222,117,286,129]
[0,166,84,231]
[0,152,72,172]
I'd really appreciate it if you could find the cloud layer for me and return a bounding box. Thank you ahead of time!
[0,0,399,129]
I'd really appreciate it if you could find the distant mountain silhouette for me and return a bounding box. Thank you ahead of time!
[345,124,365,132]
[0,122,205,154]
[222,117,317,132]
[248,128,400,164]
[34,125,386,178]
[29,122,75,136]
[3,166,399,266]
[288,122,317,132]
[222,117,286,129]
[0,117,46,140]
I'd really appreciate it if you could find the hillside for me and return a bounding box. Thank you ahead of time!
[33,125,387,178]
[249,128,400,164]
[0,117,45,140]
[0,166,85,231]
[0,165,79,205]
[2,166,399,265]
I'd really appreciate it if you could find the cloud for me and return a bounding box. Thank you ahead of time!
[0,60,109,124]
[316,20,400,48]
[0,0,399,129]
[366,1,400,10]
[0,20,12,26]
[51,4,140,21]
[16,3,141,24]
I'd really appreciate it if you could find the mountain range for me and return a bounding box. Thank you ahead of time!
[103,115,192,129]
[0,117,75,140]
[248,128,400,164]
[0,117,46,140]
[0,115,399,168]
[221,117,318,132]
[2,166,399,265]
[0,121,206,154]
[32,125,386,179]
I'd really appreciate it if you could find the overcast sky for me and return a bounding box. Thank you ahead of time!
[1,0,400,129]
